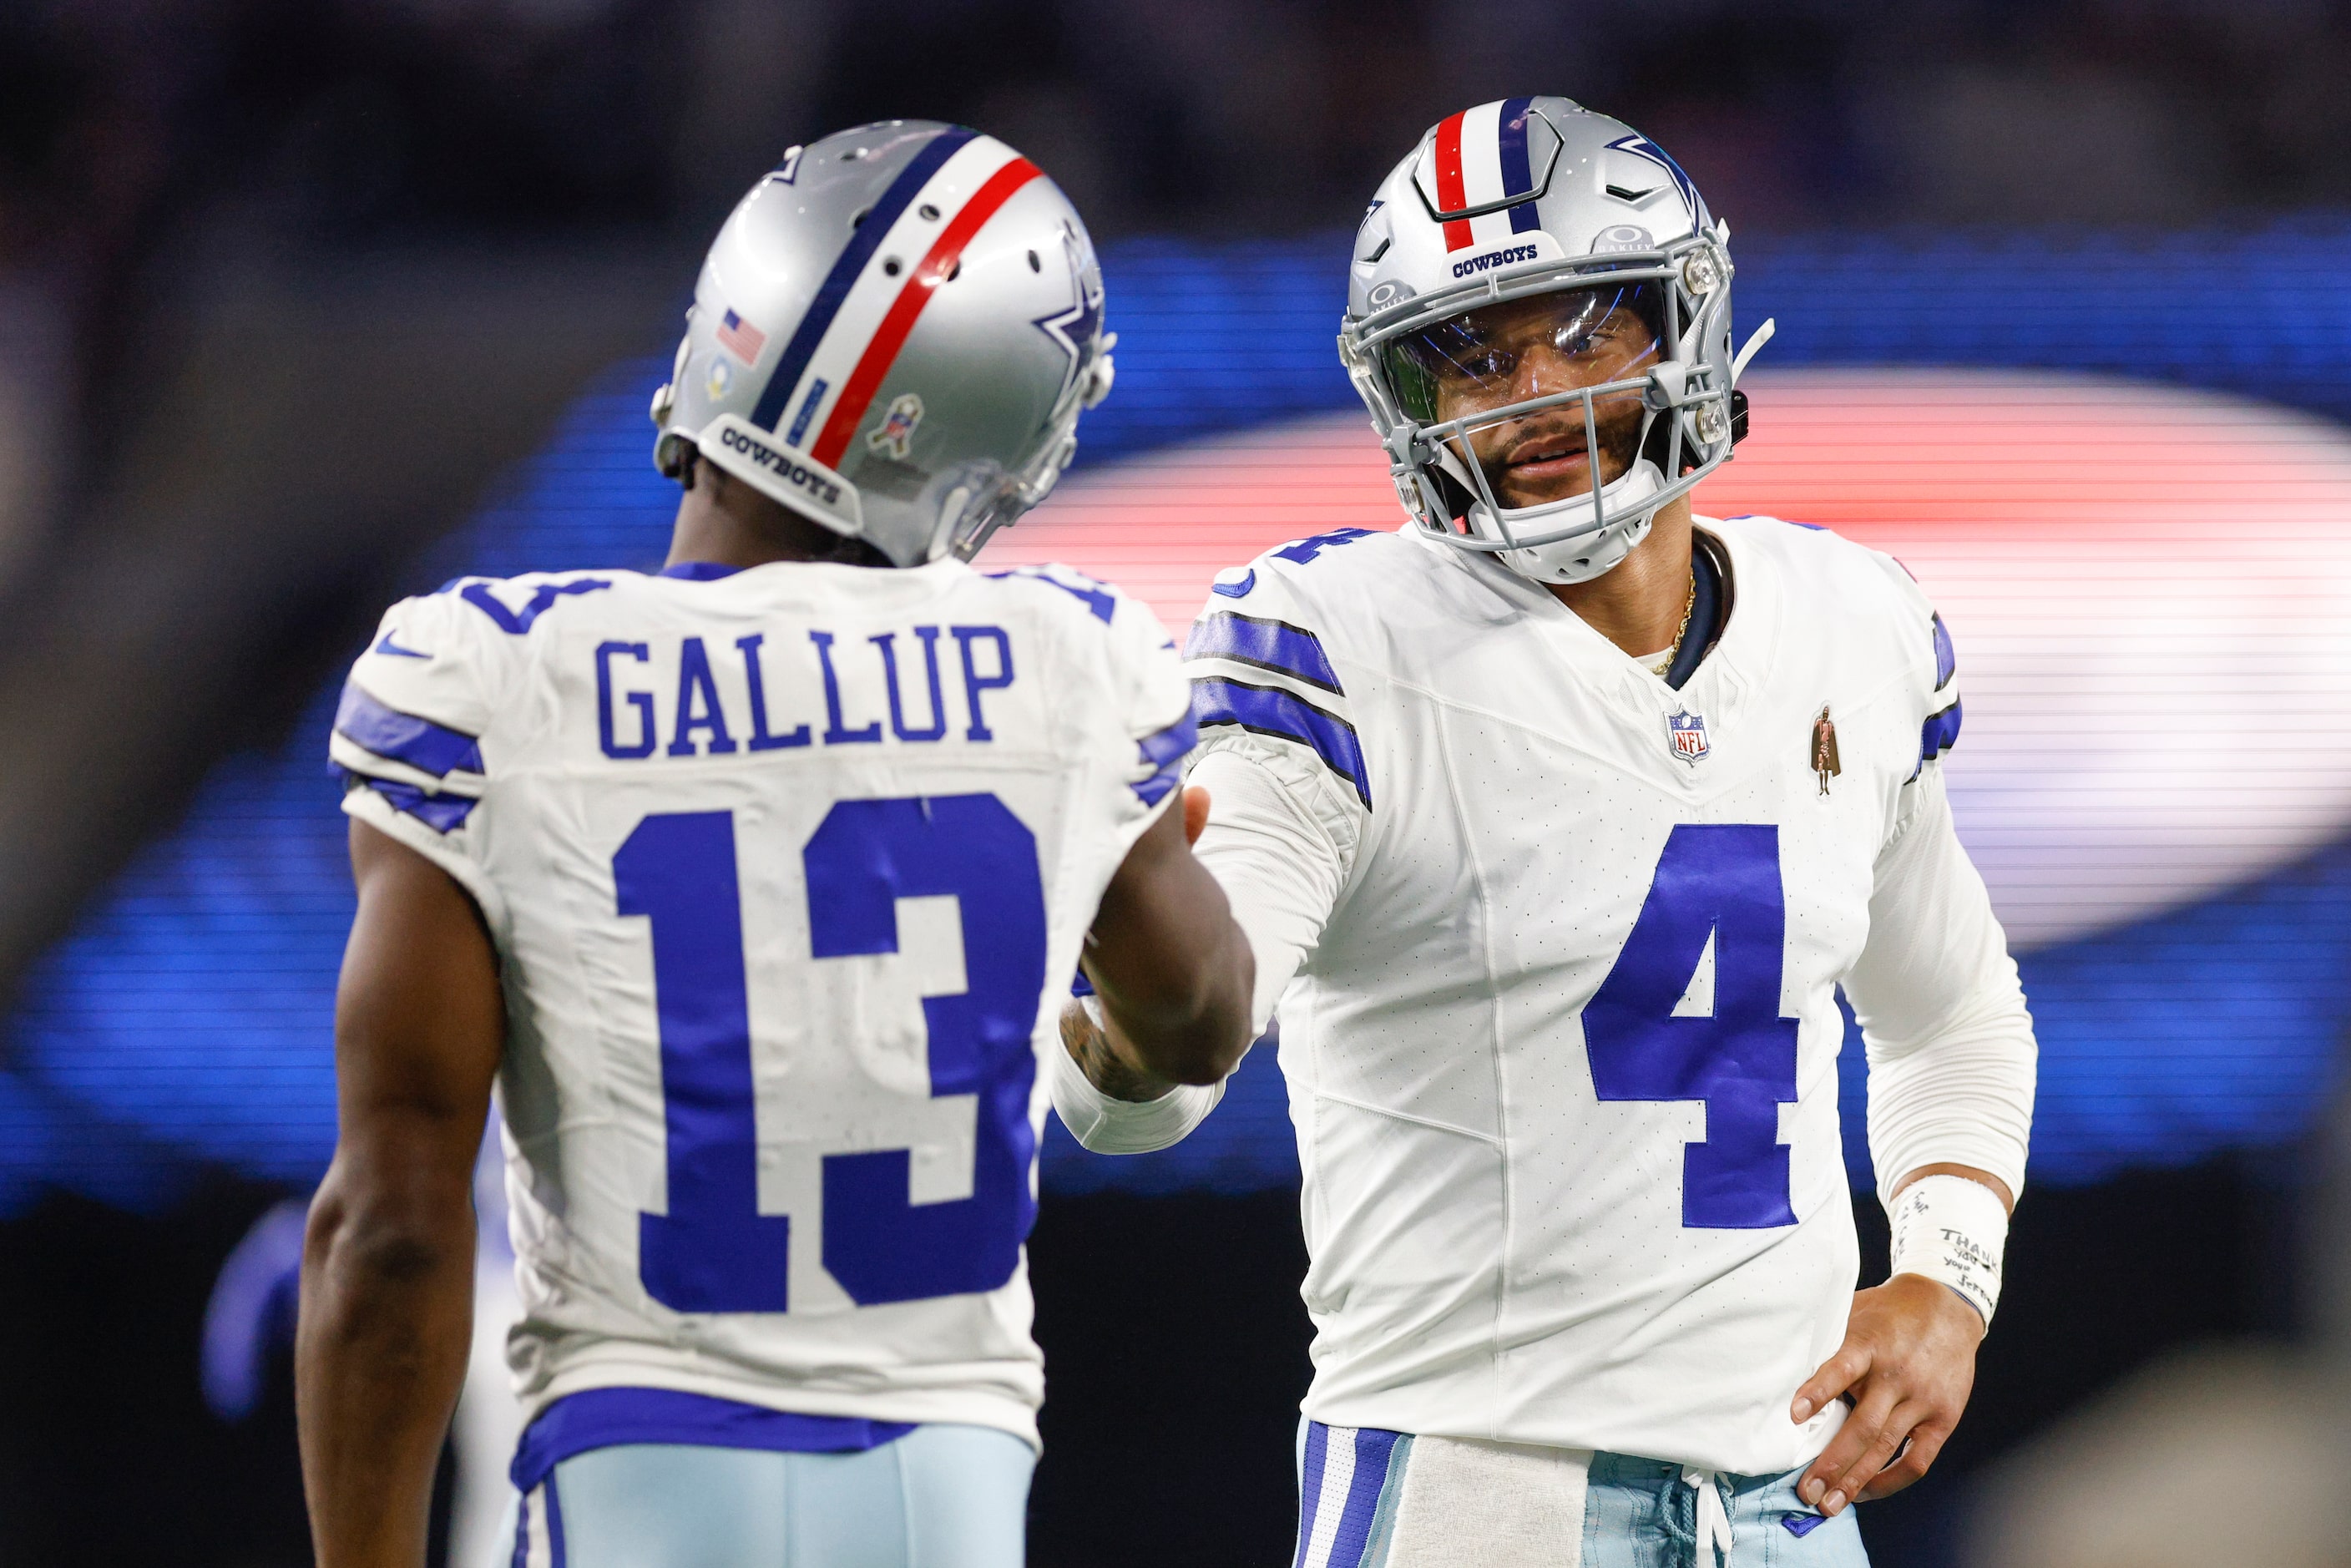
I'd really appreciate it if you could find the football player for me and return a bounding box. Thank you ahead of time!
[296,121,1254,1568]
[1053,97,2035,1565]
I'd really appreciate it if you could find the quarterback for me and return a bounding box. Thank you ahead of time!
[1054,98,2035,1565]
[296,122,1254,1568]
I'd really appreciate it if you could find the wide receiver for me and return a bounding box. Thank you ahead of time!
[1054,97,2035,1565]
[296,121,1253,1568]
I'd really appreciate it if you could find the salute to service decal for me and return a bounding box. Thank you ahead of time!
[867,393,925,461]
[1812,706,1841,795]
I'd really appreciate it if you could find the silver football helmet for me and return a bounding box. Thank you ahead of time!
[1339,97,1773,584]
[651,120,1115,567]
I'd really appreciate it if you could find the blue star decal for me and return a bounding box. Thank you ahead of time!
[1605,132,1700,220]
[1032,228,1105,406]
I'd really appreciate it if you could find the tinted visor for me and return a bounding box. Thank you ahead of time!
[1382,281,1664,426]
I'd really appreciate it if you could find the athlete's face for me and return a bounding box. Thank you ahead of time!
[1384,284,1662,511]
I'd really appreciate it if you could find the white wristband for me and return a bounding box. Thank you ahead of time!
[1887,1175,2008,1327]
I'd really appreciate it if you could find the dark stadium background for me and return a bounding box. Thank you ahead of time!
[4,3,2348,1564]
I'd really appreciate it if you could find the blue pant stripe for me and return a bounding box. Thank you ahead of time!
[545,1473,568,1568]
[1324,1428,1403,1568]
[1293,1420,1332,1568]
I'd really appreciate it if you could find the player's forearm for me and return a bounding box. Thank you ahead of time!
[1059,997,1181,1101]
[1081,914,1254,1086]
[296,1165,477,1568]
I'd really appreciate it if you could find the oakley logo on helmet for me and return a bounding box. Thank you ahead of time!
[1591,225,1656,255]
[1452,243,1544,280]
[1366,280,1417,311]
[718,423,847,510]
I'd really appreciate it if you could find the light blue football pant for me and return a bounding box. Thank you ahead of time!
[498,1424,1034,1568]
[1296,1422,1871,1568]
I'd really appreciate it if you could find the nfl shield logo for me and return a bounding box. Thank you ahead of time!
[1666,709,1711,766]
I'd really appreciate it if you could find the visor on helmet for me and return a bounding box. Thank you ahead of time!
[1383,281,1666,515]
[1380,281,1664,426]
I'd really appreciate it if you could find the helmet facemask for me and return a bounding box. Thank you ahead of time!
[1347,234,1751,585]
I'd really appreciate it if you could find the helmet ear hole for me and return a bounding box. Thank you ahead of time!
[1728,387,1751,446]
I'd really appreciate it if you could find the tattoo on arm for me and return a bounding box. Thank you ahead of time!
[1059,1000,1179,1104]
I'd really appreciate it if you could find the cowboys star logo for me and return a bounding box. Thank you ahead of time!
[1031,225,1105,406]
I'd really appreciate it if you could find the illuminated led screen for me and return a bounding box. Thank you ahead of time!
[7,220,2351,1210]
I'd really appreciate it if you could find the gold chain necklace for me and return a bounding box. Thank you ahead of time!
[1651,570,1698,678]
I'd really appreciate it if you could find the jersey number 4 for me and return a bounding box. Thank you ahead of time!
[613,796,1046,1314]
[1585,824,1801,1229]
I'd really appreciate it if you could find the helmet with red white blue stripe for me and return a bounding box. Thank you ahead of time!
[651,121,1115,567]
[1339,97,1773,585]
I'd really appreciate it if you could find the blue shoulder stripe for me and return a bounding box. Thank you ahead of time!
[1184,612,1342,695]
[1918,697,1963,773]
[986,566,1116,625]
[1191,675,1370,809]
[335,681,483,777]
[1931,613,1957,691]
[336,766,478,833]
[1130,711,1198,807]
[453,577,612,634]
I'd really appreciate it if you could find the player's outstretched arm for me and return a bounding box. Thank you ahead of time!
[1069,787,1255,1097]
[297,821,504,1568]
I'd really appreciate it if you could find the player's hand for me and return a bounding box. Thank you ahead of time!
[1788,1273,1983,1516]
[1183,786,1211,846]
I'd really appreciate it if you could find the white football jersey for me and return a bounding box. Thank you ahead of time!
[330,556,1191,1446]
[1172,515,2032,1476]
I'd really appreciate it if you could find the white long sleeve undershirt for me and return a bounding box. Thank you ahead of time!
[1845,766,2036,1206]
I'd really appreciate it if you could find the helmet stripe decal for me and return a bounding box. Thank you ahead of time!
[1432,112,1474,251]
[807,154,1044,469]
[749,126,979,437]
[1497,96,1542,234]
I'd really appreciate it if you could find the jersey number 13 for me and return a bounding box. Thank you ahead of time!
[613,794,1046,1314]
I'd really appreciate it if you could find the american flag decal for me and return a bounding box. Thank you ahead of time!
[715,307,768,365]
